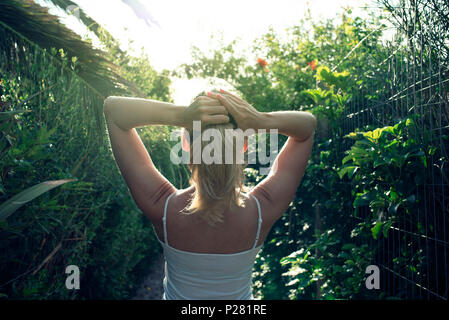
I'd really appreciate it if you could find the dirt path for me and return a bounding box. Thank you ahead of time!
[132,252,164,300]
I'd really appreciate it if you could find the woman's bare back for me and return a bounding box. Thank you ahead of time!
[153,186,269,254]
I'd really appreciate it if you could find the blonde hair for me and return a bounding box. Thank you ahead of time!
[181,91,249,226]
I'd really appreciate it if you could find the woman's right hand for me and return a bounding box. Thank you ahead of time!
[182,94,229,130]
[207,89,264,131]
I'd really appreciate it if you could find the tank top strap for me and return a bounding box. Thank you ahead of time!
[249,194,263,249]
[162,192,176,245]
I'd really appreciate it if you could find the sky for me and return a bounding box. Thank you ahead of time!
[37,0,372,105]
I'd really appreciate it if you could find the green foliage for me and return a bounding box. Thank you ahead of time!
[273,115,429,300]
[280,232,377,299]
[315,66,350,92]
[0,11,179,299]
[341,116,427,238]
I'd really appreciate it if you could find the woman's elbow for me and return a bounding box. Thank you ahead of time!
[311,113,317,130]
[308,112,318,134]
[103,96,119,115]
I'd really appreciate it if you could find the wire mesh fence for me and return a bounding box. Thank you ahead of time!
[339,0,449,300]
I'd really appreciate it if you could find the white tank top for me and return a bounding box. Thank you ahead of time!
[158,192,263,300]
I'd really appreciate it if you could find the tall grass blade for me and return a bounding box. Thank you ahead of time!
[0,179,76,221]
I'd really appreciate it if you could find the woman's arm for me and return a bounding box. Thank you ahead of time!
[210,90,316,141]
[103,96,229,130]
[262,111,317,142]
[103,97,184,130]
[102,95,229,222]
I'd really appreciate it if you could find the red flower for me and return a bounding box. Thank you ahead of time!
[257,58,268,67]
[257,58,269,72]
[307,60,317,71]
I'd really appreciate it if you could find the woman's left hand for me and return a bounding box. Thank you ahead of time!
[181,94,229,130]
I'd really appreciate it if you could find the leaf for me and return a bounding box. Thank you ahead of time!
[0,179,77,221]
[373,158,388,168]
[385,140,399,149]
[371,221,383,240]
[370,199,385,209]
[386,189,398,202]
[337,166,357,179]
[358,138,377,148]
[345,259,355,266]
[404,150,424,163]
[353,192,374,208]
[420,157,427,168]
[342,154,353,164]
[382,126,395,135]
[383,220,394,238]
[388,202,401,215]
[405,118,414,127]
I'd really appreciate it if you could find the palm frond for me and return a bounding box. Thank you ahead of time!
[0,0,142,96]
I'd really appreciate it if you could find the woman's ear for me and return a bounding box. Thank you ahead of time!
[181,128,190,152]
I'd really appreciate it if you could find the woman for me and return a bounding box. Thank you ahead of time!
[103,89,316,300]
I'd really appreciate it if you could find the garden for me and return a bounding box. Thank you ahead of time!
[0,0,448,300]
